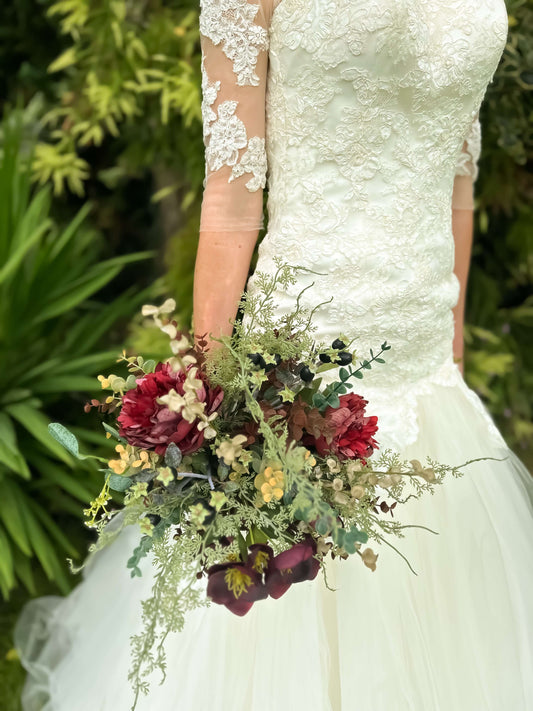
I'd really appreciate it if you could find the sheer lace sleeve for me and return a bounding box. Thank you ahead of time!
[199,0,271,233]
[452,115,481,210]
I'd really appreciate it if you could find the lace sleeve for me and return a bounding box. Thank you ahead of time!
[199,0,271,233]
[452,115,481,210]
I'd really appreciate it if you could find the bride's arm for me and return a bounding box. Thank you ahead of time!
[451,116,481,375]
[193,0,271,346]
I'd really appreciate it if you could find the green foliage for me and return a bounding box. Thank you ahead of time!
[33,0,204,199]
[0,110,153,598]
[466,0,533,453]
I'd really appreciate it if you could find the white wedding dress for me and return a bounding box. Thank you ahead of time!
[15,1,533,709]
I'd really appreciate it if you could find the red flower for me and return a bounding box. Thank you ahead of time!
[310,393,379,463]
[265,537,321,600]
[206,538,321,615]
[206,544,271,616]
[117,362,223,456]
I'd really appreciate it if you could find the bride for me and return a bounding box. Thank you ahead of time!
[16,0,533,709]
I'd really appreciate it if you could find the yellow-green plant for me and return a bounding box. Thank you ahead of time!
[33,0,204,201]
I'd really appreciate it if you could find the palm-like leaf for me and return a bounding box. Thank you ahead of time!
[0,110,153,597]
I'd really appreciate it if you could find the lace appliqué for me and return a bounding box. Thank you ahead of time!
[201,62,221,142]
[203,99,268,192]
[455,117,482,181]
[199,0,269,87]
[230,136,267,190]
[245,0,508,449]
[201,55,267,192]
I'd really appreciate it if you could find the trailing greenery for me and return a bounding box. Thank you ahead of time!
[0,111,153,597]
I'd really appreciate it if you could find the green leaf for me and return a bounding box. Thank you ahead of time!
[375,357,386,364]
[326,393,340,408]
[19,502,69,591]
[102,422,125,441]
[27,498,78,559]
[143,359,156,373]
[6,404,73,465]
[250,525,269,544]
[0,480,32,556]
[33,376,101,393]
[339,367,350,381]
[108,473,133,492]
[48,422,92,460]
[0,412,31,478]
[352,370,364,379]
[0,524,15,595]
[0,219,52,285]
[48,422,85,458]
[312,392,327,409]
[236,530,248,561]
[13,550,36,596]
[29,453,95,502]
[315,517,331,536]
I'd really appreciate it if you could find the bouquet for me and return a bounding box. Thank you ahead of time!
[50,261,477,707]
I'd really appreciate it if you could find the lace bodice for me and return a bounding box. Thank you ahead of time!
[198,0,509,451]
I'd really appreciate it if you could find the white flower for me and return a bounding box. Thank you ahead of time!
[216,434,248,465]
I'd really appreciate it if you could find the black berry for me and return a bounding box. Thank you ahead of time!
[299,365,315,382]
[319,353,332,363]
[336,351,353,365]
[247,352,267,369]
[331,339,346,350]
[147,514,161,526]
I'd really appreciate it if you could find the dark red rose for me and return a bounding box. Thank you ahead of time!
[310,393,379,463]
[265,537,321,600]
[117,362,223,456]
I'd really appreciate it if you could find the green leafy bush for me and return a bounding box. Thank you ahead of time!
[0,111,152,597]
[466,0,533,455]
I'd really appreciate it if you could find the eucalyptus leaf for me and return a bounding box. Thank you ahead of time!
[48,422,87,459]
[326,393,340,408]
[165,442,183,468]
[108,474,133,492]
[143,359,157,373]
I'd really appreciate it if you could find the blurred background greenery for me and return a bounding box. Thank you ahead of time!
[0,0,531,707]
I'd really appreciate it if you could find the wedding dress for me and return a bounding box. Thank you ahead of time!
[15,1,533,709]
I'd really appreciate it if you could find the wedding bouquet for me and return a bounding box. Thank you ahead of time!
[50,261,472,706]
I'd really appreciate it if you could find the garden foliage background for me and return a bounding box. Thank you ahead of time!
[0,0,531,706]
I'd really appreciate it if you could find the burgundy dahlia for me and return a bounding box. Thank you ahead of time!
[310,393,379,463]
[117,362,223,456]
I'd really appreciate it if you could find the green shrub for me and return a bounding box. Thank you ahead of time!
[466,0,533,454]
[0,111,152,597]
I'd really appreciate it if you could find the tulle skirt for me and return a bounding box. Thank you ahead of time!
[15,376,533,711]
